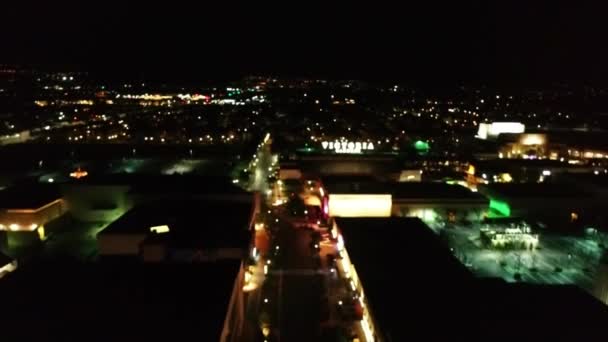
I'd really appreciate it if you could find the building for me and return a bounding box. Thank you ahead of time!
[335,217,608,341]
[390,182,488,223]
[478,183,600,222]
[296,152,399,177]
[62,174,251,223]
[98,199,253,260]
[323,176,488,222]
[486,129,608,164]
[496,133,547,158]
[0,260,243,341]
[467,159,593,186]
[61,183,132,222]
[335,217,474,341]
[323,176,393,217]
[476,122,525,140]
[0,184,65,246]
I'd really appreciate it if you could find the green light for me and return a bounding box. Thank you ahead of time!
[414,140,430,151]
[489,198,511,217]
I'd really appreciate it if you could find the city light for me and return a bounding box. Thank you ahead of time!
[69,168,88,179]
[149,225,170,234]
[489,198,511,217]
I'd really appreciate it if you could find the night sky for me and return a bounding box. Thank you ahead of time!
[2,2,607,84]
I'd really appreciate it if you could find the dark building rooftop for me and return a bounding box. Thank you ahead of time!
[480,182,595,199]
[336,217,608,340]
[100,199,252,249]
[73,174,248,197]
[0,260,240,341]
[322,175,388,194]
[323,177,486,202]
[389,182,487,201]
[0,184,61,210]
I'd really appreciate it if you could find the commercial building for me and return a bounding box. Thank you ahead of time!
[62,183,132,222]
[323,176,488,222]
[335,217,608,340]
[296,153,399,177]
[62,174,251,223]
[0,260,243,341]
[467,159,593,186]
[476,122,525,140]
[485,129,608,164]
[478,183,600,221]
[0,184,65,246]
[98,199,253,260]
[324,176,393,217]
[390,182,488,222]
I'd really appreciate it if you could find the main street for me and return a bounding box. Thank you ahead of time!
[241,135,373,342]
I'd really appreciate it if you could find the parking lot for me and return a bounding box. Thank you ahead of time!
[442,223,605,290]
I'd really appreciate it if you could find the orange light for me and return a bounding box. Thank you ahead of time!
[70,167,88,179]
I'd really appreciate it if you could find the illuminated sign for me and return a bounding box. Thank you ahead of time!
[321,140,375,154]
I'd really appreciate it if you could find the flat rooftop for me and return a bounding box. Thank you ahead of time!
[336,217,608,340]
[0,184,61,210]
[100,199,252,249]
[0,260,240,341]
[72,174,248,196]
[322,175,387,194]
[337,217,474,340]
[389,182,487,201]
[479,182,595,199]
[324,177,486,201]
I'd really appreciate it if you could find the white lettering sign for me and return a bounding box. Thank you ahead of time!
[321,140,375,154]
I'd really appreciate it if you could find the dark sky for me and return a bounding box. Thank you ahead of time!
[2,2,607,84]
